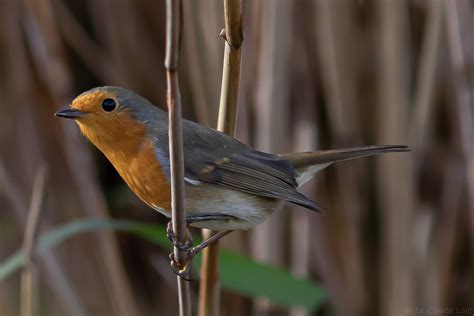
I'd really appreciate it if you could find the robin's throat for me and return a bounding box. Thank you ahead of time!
[78,120,172,212]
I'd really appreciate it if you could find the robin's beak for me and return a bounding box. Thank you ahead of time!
[54,107,85,119]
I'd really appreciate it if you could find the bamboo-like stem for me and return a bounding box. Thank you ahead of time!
[314,2,364,313]
[0,162,84,316]
[24,1,138,314]
[198,1,243,315]
[217,0,243,135]
[2,5,85,311]
[198,239,220,316]
[165,0,191,315]
[444,0,474,260]
[377,1,414,315]
[409,0,442,149]
[20,165,46,316]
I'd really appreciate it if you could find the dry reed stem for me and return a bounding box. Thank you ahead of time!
[198,1,242,316]
[377,1,414,315]
[428,159,464,306]
[0,162,84,316]
[20,165,46,316]
[0,163,25,216]
[199,1,226,118]
[23,1,139,314]
[288,26,319,316]
[444,0,474,258]
[315,0,353,139]
[409,1,442,308]
[198,239,220,316]
[252,0,292,313]
[315,2,365,313]
[182,2,215,127]
[290,119,314,316]
[0,29,85,308]
[165,0,191,315]
[217,0,243,135]
[252,0,292,261]
[410,0,443,149]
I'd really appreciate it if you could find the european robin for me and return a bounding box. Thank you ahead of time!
[55,86,408,233]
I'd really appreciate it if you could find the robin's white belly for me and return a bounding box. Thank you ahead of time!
[152,183,283,230]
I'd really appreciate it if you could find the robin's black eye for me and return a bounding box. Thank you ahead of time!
[102,98,116,112]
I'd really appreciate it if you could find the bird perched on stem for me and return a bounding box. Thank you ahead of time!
[56,86,409,273]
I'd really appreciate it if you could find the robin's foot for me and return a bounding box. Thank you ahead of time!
[166,221,194,251]
[170,230,233,263]
[168,231,230,281]
[169,253,192,281]
[166,221,232,280]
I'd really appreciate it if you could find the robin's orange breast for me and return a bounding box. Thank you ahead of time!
[77,114,172,213]
[113,139,172,213]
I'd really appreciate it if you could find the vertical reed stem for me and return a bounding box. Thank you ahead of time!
[198,1,243,315]
[165,0,191,315]
[21,166,46,316]
[445,0,474,266]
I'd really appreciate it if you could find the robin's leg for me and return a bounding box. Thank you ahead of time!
[166,214,235,250]
[187,230,233,258]
[166,221,193,251]
[167,214,235,251]
[167,214,235,279]
[184,214,235,259]
[168,230,232,280]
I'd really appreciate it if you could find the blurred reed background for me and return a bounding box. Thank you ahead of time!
[0,0,473,315]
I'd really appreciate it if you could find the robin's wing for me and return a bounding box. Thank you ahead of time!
[179,120,322,212]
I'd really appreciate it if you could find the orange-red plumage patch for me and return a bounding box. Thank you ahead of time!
[116,138,172,213]
[72,90,109,113]
[73,89,172,213]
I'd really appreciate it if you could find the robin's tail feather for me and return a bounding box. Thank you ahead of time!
[279,145,410,186]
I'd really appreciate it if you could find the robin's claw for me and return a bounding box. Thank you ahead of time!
[166,221,194,251]
[169,253,193,281]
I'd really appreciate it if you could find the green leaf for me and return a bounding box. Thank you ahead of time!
[0,219,327,311]
[199,251,326,310]
[0,252,25,281]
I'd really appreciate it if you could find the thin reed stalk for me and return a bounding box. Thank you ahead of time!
[315,2,364,313]
[409,0,442,149]
[23,1,139,314]
[20,166,46,316]
[444,0,474,257]
[0,161,84,316]
[217,0,243,135]
[198,1,243,315]
[165,0,191,315]
[377,1,414,315]
[251,1,292,313]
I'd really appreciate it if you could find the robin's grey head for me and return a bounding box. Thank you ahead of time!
[56,86,161,120]
[55,86,165,148]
